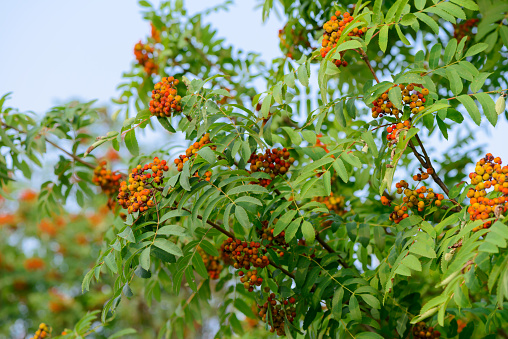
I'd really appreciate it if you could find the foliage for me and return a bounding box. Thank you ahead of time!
[2,0,508,338]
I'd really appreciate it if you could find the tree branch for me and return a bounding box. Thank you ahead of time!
[315,232,349,268]
[177,207,295,279]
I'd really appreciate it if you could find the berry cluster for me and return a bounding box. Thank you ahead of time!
[453,19,479,42]
[117,157,169,214]
[134,41,158,75]
[30,323,51,339]
[174,133,215,172]
[312,193,347,215]
[385,170,444,223]
[220,238,270,292]
[149,77,182,118]
[386,120,411,147]
[466,154,508,231]
[248,148,295,187]
[371,84,429,119]
[321,10,367,67]
[257,291,297,336]
[258,220,288,257]
[197,246,223,279]
[93,161,122,196]
[412,322,441,338]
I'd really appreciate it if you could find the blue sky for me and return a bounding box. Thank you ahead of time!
[0,0,283,113]
[0,0,506,164]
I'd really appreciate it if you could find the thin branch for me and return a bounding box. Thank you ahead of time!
[46,138,95,169]
[315,232,349,268]
[358,48,380,84]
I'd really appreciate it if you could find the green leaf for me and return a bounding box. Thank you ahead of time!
[465,43,488,57]
[409,241,436,258]
[200,239,220,257]
[415,13,440,35]
[333,158,349,183]
[388,86,402,109]
[336,40,363,52]
[104,252,117,274]
[234,299,256,319]
[379,26,389,53]
[332,287,344,320]
[450,0,479,10]
[297,64,309,87]
[157,116,176,133]
[401,254,422,271]
[192,252,209,279]
[323,170,331,196]
[456,37,467,59]
[153,238,183,257]
[446,68,462,95]
[235,206,251,230]
[415,0,426,10]
[470,72,491,93]
[456,95,481,125]
[227,184,268,195]
[125,129,139,156]
[349,295,362,321]
[400,13,417,25]
[273,82,283,104]
[261,94,272,118]
[140,247,151,271]
[395,25,410,45]
[282,126,302,145]
[358,223,370,248]
[475,93,497,126]
[285,217,303,242]
[443,38,458,64]
[179,160,191,191]
[334,101,346,127]
[359,294,381,309]
[429,43,442,69]
[301,220,315,243]
[118,227,135,243]
[361,131,378,157]
[197,147,216,163]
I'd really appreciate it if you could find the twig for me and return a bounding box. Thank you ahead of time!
[315,233,349,268]
[46,138,95,169]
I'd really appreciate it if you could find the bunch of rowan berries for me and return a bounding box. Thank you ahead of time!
[257,220,288,257]
[149,76,182,118]
[30,323,51,339]
[466,154,508,231]
[248,148,295,187]
[174,133,215,172]
[197,246,223,279]
[453,18,479,41]
[257,291,297,336]
[372,84,429,119]
[93,161,123,196]
[117,157,169,214]
[313,193,347,215]
[386,120,411,147]
[220,238,269,292]
[134,41,158,75]
[412,322,441,338]
[386,169,444,223]
[321,10,367,67]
